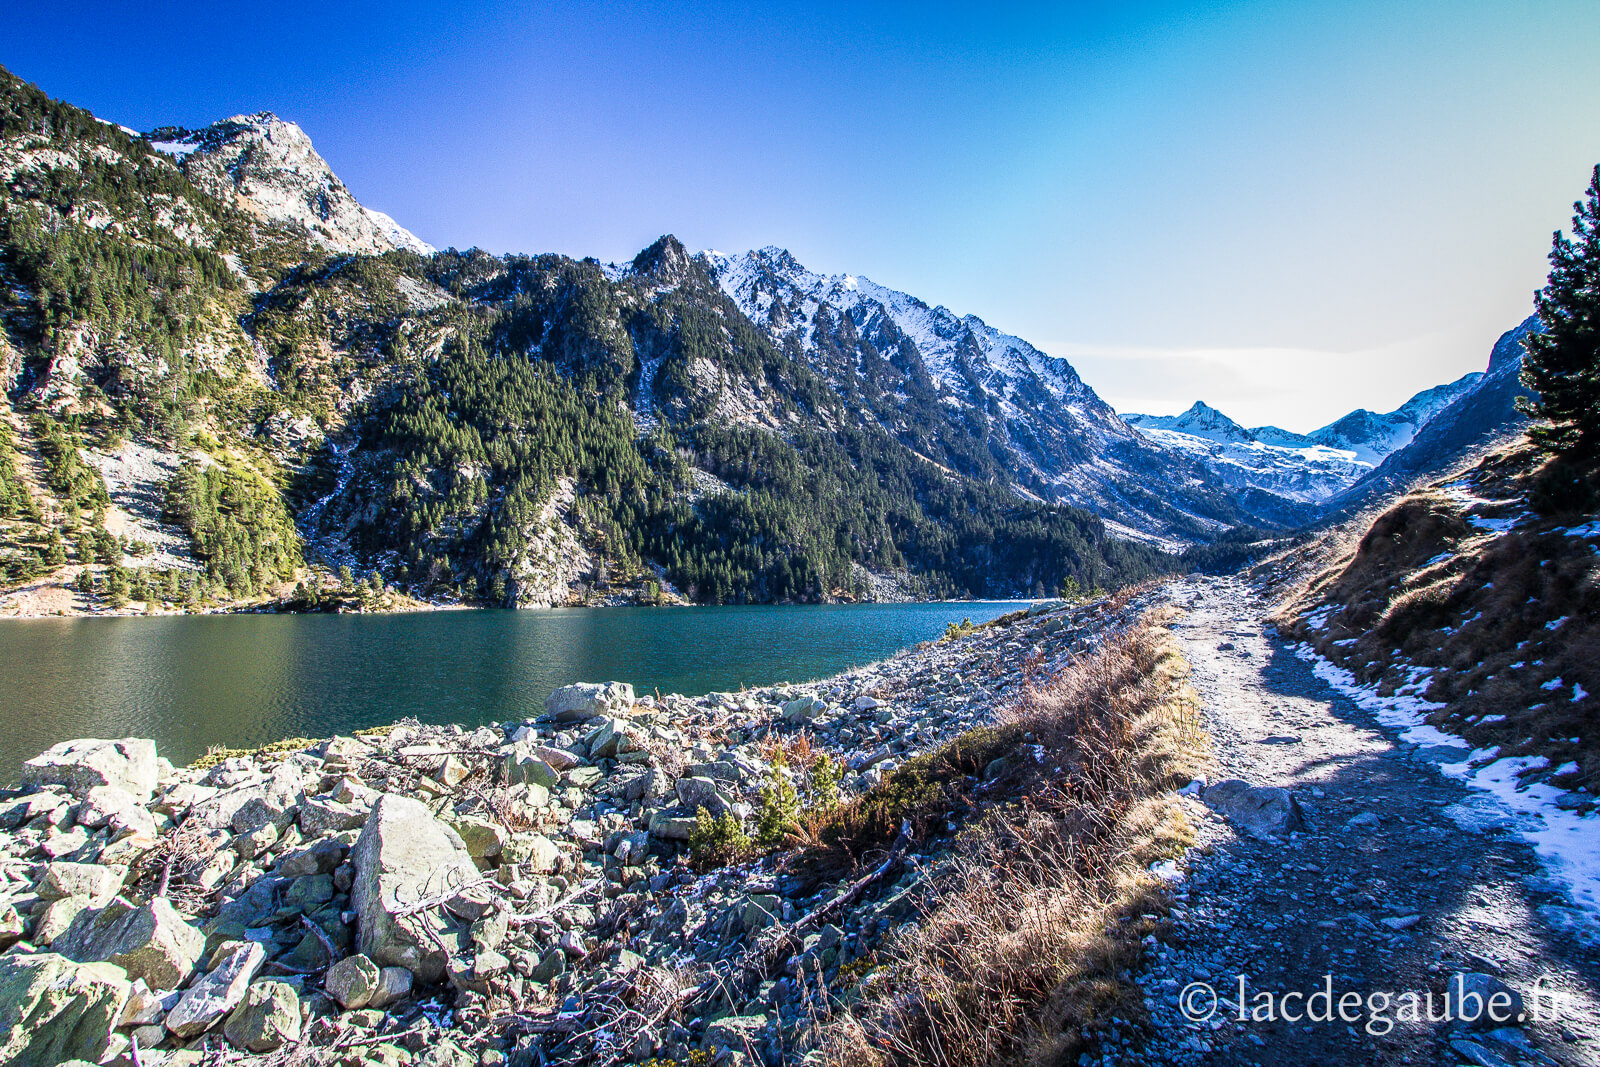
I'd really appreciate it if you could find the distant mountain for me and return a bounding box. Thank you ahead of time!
[1126,401,1256,445]
[1329,316,1539,510]
[707,249,1298,544]
[1121,370,1489,506]
[1125,404,1369,505]
[144,112,433,256]
[1305,372,1482,464]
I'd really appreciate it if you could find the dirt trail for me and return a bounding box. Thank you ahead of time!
[1113,575,1600,1067]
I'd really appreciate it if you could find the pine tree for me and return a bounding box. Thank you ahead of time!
[1521,165,1600,458]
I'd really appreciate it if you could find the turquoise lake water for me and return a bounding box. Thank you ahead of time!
[0,601,1022,778]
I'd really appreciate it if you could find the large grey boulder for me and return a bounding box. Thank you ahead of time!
[52,897,205,990]
[164,941,265,1038]
[0,953,132,1067]
[1202,779,1305,840]
[545,681,634,721]
[222,980,300,1052]
[21,738,158,801]
[350,795,478,983]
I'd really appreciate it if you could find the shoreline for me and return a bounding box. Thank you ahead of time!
[0,594,1031,623]
[0,592,1147,1063]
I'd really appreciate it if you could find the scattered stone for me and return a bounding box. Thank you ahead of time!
[223,980,301,1052]
[325,953,382,1010]
[165,941,266,1038]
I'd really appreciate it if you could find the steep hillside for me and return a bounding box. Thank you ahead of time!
[1330,316,1539,510]
[1275,440,1598,803]
[707,248,1294,543]
[0,67,1169,613]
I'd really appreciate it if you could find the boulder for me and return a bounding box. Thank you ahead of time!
[0,953,131,1067]
[350,795,478,983]
[34,896,91,945]
[545,682,635,721]
[164,941,265,1038]
[675,776,729,815]
[500,745,561,789]
[1202,779,1305,840]
[223,980,300,1052]
[74,785,145,830]
[1446,972,1526,1029]
[21,738,158,801]
[298,795,369,837]
[584,718,639,760]
[325,953,381,1010]
[0,908,22,951]
[367,965,413,1009]
[447,816,507,865]
[782,695,826,722]
[502,834,561,874]
[38,862,124,906]
[52,897,205,990]
[647,809,699,841]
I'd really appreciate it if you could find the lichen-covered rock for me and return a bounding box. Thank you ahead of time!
[366,965,413,1009]
[0,952,131,1067]
[21,738,158,801]
[38,862,124,906]
[52,896,205,990]
[350,794,478,983]
[223,980,301,1052]
[325,953,381,1010]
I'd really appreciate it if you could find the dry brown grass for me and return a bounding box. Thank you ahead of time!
[820,610,1208,1067]
[1275,441,1600,791]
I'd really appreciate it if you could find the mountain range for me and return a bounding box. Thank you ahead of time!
[0,65,1539,611]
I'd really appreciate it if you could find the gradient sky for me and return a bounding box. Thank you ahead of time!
[7,1,1599,431]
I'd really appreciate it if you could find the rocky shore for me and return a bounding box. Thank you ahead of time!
[0,595,1149,1066]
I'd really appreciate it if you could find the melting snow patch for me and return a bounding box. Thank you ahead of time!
[1541,677,1565,691]
[1297,643,1600,920]
[1545,616,1570,630]
[148,139,200,159]
[1575,684,1590,702]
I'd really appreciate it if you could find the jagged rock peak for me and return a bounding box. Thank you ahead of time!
[142,112,433,257]
[630,234,699,282]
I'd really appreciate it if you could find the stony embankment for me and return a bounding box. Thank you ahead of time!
[0,597,1147,1067]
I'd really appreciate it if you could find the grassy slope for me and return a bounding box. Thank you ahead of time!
[1273,439,1599,797]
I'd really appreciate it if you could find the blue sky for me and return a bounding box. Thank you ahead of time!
[7,0,1599,430]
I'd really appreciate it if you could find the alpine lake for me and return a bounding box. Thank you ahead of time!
[0,601,1024,780]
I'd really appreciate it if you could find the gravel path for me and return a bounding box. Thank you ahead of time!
[1113,575,1600,1067]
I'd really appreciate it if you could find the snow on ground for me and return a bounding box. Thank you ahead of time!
[1295,644,1600,922]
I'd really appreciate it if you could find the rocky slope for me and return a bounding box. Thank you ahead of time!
[1329,316,1539,510]
[146,113,433,257]
[0,596,1159,1066]
[707,248,1285,543]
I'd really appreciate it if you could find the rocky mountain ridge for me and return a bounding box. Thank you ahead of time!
[145,112,433,257]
